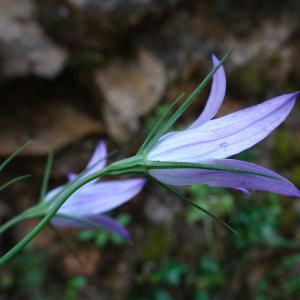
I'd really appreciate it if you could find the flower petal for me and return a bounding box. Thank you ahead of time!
[149,159,300,197]
[189,54,226,128]
[44,185,64,203]
[52,214,130,239]
[68,173,77,182]
[59,178,146,215]
[148,92,299,162]
[85,140,107,175]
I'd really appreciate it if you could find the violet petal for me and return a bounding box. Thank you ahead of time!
[52,214,130,239]
[85,140,107,176]
[148,92,299,162]
[68,173,77,182]
[149,159,300,197]
[58,178,146,215]
[189,54,226,128]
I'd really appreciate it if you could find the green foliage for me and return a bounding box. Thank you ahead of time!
[140,226,173,262]
[129,185,300,299]
[9,250,49,300]
[150,261,188,286]
[65,276,88,300]
[144,103,171,133]
[185,185,234,224]
[232,193,285,248]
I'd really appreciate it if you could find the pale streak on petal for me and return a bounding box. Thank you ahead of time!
[148,92,299,162]
[149,159,300,197]
[189,54,226,128]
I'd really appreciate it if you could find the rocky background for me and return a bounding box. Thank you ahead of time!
[1,0,300,299]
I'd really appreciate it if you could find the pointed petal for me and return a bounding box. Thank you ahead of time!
[149,159,300,197]
[59,178,146,215]
[85,140,107,175]
[149,92,299,162]
[52,214,130,239]
[44,185,64,203]
[68,173,77,182]
[189,54,226,128]
[89,214,131,239]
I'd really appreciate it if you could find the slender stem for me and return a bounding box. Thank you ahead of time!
[0,167,110,267]
[0,141,32,173]
[0,175,31,193]
[0,206,46,235]
[0,214,31,235]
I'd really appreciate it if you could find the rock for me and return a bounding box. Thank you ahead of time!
[0,0,67,78]
[142,2,299,82]
[95,48,166,142]
[66,0,179,21]
[0,101,102,156]
[38,0,180,52]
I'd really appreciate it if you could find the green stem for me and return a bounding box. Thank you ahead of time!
[0,167,110,267]
[0,207,46,235]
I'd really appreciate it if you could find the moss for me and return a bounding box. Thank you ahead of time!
[70,50,104,69]
[267,51,282,66]
[288,70,300,90]
[235,64,268,95]
[272,129,300,168]
[290,165,300,187]
[140,226,173,262]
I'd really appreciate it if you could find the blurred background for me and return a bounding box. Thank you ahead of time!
[1,0,300,299]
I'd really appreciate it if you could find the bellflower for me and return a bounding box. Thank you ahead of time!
[147,55,300,197]
[45,141,145,239]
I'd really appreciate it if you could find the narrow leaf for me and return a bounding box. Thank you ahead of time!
[142,50,233,154]
[0,141,32,173]
[0,174,30,193]
[39,152,54,203]
[138,93,185,154]
[0,208,44,235]
[152,177,241,238]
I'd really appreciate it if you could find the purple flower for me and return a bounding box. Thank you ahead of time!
[45,141,145,239]
[147,55,300,197]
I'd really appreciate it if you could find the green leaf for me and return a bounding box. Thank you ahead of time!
[0,141,32,173]
[0,208,44,235]
[0,174,30,193]
[151,177,241,238]
[138,93,185,155]
[39,152,53,203]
